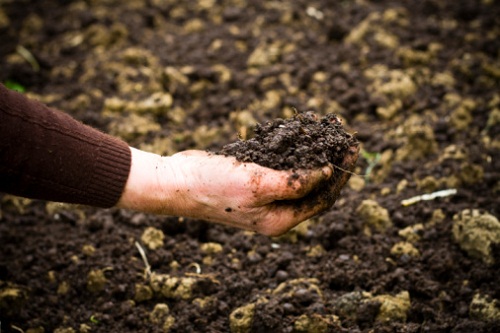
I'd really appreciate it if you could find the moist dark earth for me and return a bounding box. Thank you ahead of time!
[1,0,499,332]
[219,112,358,171]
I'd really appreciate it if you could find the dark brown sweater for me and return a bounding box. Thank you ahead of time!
[0,84,131,207]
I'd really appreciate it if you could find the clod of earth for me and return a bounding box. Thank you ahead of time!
[150,303,176,332]
[108,112,162,141]
[306,244,326,257]
[192,296,217,310]
[332,291,372,321]
[86,269,107,293]
[390,241,420,259]
[293,313,340,333]
[0,282,27,316]
[452,209,500,265]
[331,290,411,324]
[395,121,438,161]
[79,324,91,333]
[57,281,70,295]
[398,223,424,243]
[200,242,223,254]
[373,291,411,323]
[229,278,329,332]
[141,226,165,250]
[469,293,500,322]
[104,91,173,116]
[1,194,32,214]
[81,244,96,256]
[230,302,256,333]
[357,199,393,234]
[364,65,417,120]
[150,273,198,300]
[149,272,219,300]
[219,111,359,212]
[134,283,153,302]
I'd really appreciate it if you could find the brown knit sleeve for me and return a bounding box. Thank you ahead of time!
[0,84,131,208]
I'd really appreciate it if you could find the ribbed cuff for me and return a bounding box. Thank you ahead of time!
[83,132,132,208]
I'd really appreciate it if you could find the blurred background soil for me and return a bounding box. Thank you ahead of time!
[0,0,499,332]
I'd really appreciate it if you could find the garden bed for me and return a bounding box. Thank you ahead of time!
[1,0,499,332]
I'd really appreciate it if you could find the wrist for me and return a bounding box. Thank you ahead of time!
[117,148,175,214]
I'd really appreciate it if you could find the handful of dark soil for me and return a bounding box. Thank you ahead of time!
[219,111,360,209]
[220,111,358,171]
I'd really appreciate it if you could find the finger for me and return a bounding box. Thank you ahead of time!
[340,145,360,170]
[327,144,360,200]
[257,199,331,236]
[254,165,332,203]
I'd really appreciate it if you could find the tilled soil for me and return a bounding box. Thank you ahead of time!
[1,0,499,332]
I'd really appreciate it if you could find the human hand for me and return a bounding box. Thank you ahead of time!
[118,148,356,236]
